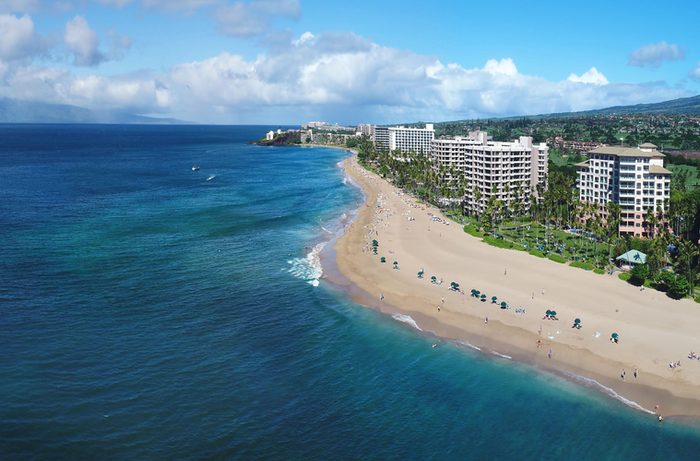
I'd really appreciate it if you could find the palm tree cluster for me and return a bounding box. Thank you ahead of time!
[356,138,700,299]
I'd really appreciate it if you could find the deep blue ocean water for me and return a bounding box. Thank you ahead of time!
[2,124,700,460]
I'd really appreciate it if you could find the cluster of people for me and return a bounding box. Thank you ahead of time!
[687,351,700,361]
[514,307,526,314]
[669,361,682,369]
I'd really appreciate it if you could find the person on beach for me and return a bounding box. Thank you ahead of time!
[484,316,488,325]
[634,368,638,379]
[547,348,552,359]
[380,292,384,301]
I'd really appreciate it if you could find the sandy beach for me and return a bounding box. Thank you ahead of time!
[331,154,700,419]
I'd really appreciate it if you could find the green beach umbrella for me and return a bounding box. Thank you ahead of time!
[480,294,486,301]
[574,318,581,324]
[611,332,619,339]
[491,296,497,303]
[372,239,379,247]
[545,309,552,316]
[431,275,437,283]
[550,310,557,317]
[393,261,398,266]
[500,301,507,309]
[380,256,386,263]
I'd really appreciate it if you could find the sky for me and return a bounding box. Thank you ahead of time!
[1,0,700,124]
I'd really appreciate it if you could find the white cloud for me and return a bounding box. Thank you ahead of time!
[0,31,691,123]
[213,0,300,37]
[65,16,104,66]
[567,67,609,85]
[690,62,700,81]
[628,41,685,68]
[0,14,44,61]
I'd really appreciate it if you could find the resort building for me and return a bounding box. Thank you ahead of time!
[431,131,549,214]
[576,143,672,237]
[265,130,274,141]
[372,124,435,154]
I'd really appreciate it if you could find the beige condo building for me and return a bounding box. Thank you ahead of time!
[576,143,672,237]
[431,131,549,214]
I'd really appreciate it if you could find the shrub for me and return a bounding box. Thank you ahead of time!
[464,225,483,238]
[529,249,545,258]
[667,274,690,300]
[483,236,525,251]
[570,261,594,271]
[618,272,631,282]
[548,254,567,264]
[593,268,605,275]
[628,264,648,286]
[653,270,675,292]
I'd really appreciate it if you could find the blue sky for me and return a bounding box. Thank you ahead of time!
[1,0,699,123]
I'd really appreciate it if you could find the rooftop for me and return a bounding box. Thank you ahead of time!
[587,146,665,158]
[649,164,672,175]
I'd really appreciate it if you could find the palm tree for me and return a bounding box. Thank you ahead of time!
[676,239,699,297]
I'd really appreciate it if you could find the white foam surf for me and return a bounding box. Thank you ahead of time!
[287,242,325,287]
[492,351,512,360]
[391,314,422,331]
[458,341,481,351]
[563,372,655,414]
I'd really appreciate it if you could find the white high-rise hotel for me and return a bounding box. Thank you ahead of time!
[373,124,435,154]
[576,143,672,237]
[431,131,549,214]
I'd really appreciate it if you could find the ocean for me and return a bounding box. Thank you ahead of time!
[1,124,699,460]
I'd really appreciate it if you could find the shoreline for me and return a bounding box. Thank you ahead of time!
[326,153,700,420]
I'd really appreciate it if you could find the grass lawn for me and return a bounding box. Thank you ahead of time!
[667,164,700,188]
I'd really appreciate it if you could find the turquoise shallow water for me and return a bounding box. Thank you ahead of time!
[1,124,700,460]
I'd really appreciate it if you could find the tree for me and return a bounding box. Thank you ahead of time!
[667,273,690,300]
[675,239,699,296]
[629,263,648,286]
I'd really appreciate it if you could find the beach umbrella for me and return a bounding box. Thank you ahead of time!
[451,282,460,291]
[550,310,557,317]
[417,270,424,278]
[480,294,486,301]
[393,261,398,266]
[372,239,379,247]
[380,256,386,263]
[431,276,437,283]
[491,296,497,303]
[500,301,507,309]
[611,332,619,339]
[545,309,552,317]
[574,318,581,324]
[470,288,477,296]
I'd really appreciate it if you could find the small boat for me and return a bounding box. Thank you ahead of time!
[191,165,200,171]
[206,175,216,181]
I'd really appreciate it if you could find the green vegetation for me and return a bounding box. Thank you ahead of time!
[548,254,567,264]
[356,124,700,301]
[619,273,631,282]
[570,261,594,271]
[593,268,606,275]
